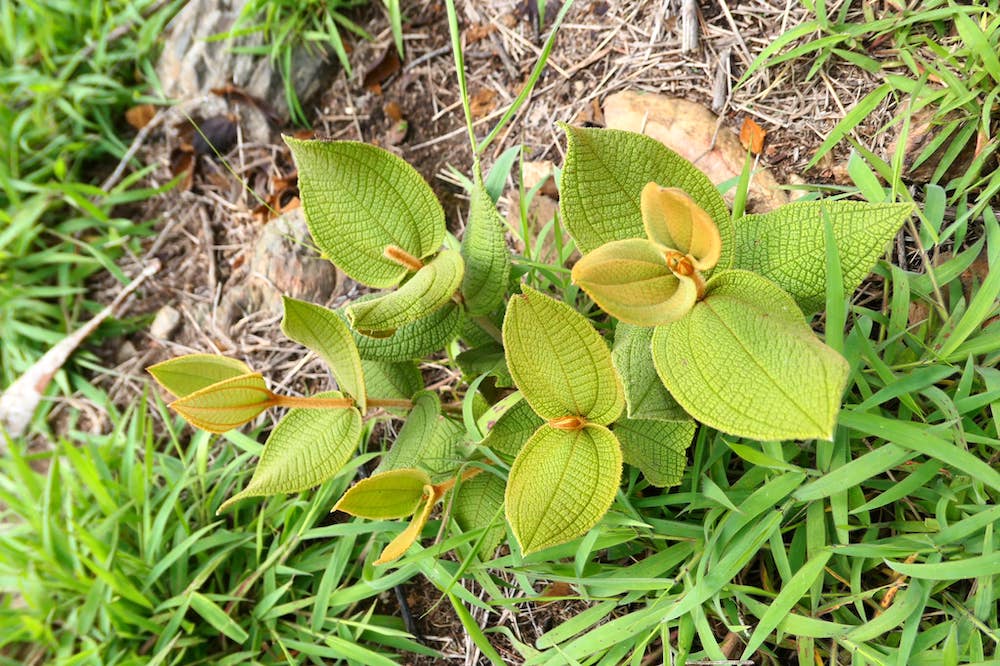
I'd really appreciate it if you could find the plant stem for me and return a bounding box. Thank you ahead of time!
[271,395,355,409]
[367,398,412,410]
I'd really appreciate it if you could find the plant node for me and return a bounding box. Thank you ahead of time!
[549,415,587,431]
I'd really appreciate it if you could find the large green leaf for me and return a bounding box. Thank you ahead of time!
[505,423,622,555]
[479,393,544,458]
[170,373,273,433]
[461,180,511,315]
[376,391,465,481]
[502,285,624,425]
[559,126,733,271]
[285,137,445,288]
[147,354,252,398]
[282,297,366,411]
[452,473,506,558]
[333,468,432,519]
[614,417,694,487]
[734,201,912,313]
[219,392,362,511]
[612,323,687,421]
[346,250,465,335]
[652,270,849,441]
[351,302,464,361]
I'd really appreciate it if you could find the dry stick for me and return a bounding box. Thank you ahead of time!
[0,260,161,442]
[680,0,699,53]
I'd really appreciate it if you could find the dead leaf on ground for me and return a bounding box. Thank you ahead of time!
[169,148,195,191]
[384,101,404,121]
[465,22,496,43]
[364,47,402,94]
[125,104,156,130]
[469,88,497,119]
[740,117,766,154]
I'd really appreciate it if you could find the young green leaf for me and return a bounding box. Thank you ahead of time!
[282,297,366,411]
[614,417,694,487]
[571,238,697,326]
[352,302,464,361]
[734,201,913,313]
[285,137,445,288]
[461,180,511,315]
[219,392,362,512]
[612,323,688,421]
[333,468,432,519]
[346,249,465,335]
[147,354,252,398]
[375,489,436,565]
[641,184,721,271]
[376,391,466,481]
[559,125,734,271]
[505,423,623,555]
[652,270,849,441]
[453,473,506,558]
[502,285,624,425]
[479,394,544,458]
[170,373,274,433]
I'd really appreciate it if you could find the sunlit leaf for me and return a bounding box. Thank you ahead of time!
[333,468,432,519]
[461,179,511,315]
[640,183,721,270]
[170,373,273,433]
[147,354,252,398]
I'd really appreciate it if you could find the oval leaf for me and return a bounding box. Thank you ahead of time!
[333,468,432,519]
[479,393,544,458]
[505,423,623,555]
[461,180,512,315]
[572,238,697,326]
[614,417,695,487]
[346,249,464,335]
[612,323,688,421]
[502,285,624,425]
[376,391,466,481]
[170,373,273,433]
[560,125,734,271]
[282,297,366,411]
[147,354,252,398]
[652,270,850,441]
[219,392,362,511]
[641,183,721,270]
[351,302,464,361]
[734,201,913,314]
[285,137,445,288]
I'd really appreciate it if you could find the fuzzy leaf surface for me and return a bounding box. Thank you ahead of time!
[479,393,544,458]
[361,360,422,414]
[171,373,272,433]
[614,417,694,487]
[560,126,733,271]
[502,285,624,424]
[612,323,687,421]
[346,249,464,335]
[734,201,912,313]
[376,391,465,481]
[351,302,463,361]
[652,270,849,441]
[333,468,431,519]
[461,180,511,315]
[453,473,506,558]
[285,137,445,287]
[148,354,252,398]
[505,423,622,555]
[282,297,366,410]
[219,392,362,511]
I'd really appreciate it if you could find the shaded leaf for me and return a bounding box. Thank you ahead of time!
[640,183,721,270]
[453,473,507,558]
[333,468,432,519]
[479,393,544,458]
[351,302,464,361]
[612,323,688,421]
[376,391,466,481]
[461,180,511,315]
[148,354,252,398]
[362,359,422,415]
[171,373,273,433]
[614,417,694,487]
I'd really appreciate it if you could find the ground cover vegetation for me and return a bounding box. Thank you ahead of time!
[1,0,998,664]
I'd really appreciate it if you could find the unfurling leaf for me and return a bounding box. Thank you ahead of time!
[502,285,624,425]
[640,183,721,271]
[282,297,366,410]
[453,473,506,557]
[148,354,252,398]
[346,249,465,335]
[376,391,465,481]
[571,238,697,326]
[734,201,913,314]
[612,323,687,421]
[505,423,622,554]
[375,488,435,565]
[479,392,544,458]
[614,417,694,487]
[351,301,463,361]
[285,137,445,288]
[219,392,362,511]
[652,270,849,441]
[170,373,273,433]
[333,468,432,519]
[461,180,511,315]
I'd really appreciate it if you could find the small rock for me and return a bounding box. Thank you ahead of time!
[521,160,559,197]
[150,306,182,339]
[115,340,138,365]
[603,91,789,213]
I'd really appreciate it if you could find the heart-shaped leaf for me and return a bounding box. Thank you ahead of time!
[282,297,366,411]
[614,417,694,487]
[375,488,436,565]
[479,393,544,458]
[285,137,445,288]
[148,354,252,398]
[461,179,511,315]
[641,183,721,271]
[571,238,697,326]
[351,301,464,361]
[505,423,623,555]
[376,391,465,481]
[502,285,624,425]
[559,125,733,271]
[219,392,362,511]
[734,201,912,313]
[453,473,506,558]
[652,270,849,441]
[333,468,432,519]
[612,323,688,421]
[346,249,465,335]
[170,373,274,433]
